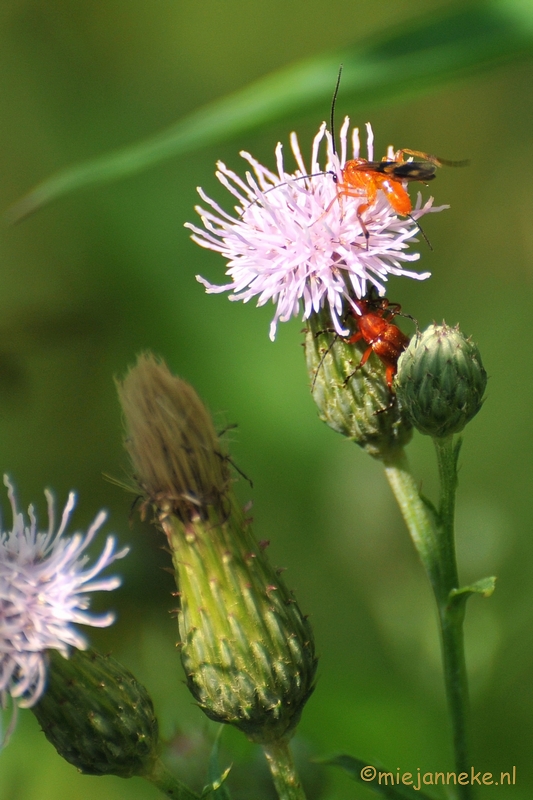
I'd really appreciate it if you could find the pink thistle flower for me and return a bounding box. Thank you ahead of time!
[187,119,447,340]
[0,477,128,715]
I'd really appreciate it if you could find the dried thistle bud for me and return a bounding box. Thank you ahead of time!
[305,308,412,459]
[117,353,229,520]
[395,323,487,438]
[117,354,317,744]
[32,649,158,778]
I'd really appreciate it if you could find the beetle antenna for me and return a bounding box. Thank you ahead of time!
[311,328,339,391]
[408,214,433,251]
[311,308,352,390]
[330,65,343,157]
[238,67,344,222]
[240,172,331,217]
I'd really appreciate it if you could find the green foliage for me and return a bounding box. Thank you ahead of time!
[7,0,533,221]
[449,575,497,609]
[205,729,232,800]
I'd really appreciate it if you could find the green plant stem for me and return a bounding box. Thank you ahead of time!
[383,444,472,800]
[262,739,307,800]
[383,448,440,593]
[144,757,200,800]
[433,435,471,792]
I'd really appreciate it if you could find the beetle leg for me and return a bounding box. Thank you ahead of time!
[342,344,373,386]
[347,330,363,345]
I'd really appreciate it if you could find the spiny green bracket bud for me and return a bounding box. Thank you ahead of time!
[305,308,412,459]
[395,323,487,438]
[117,354,317,745]
[32,648,159,778]
[168,502,316,744]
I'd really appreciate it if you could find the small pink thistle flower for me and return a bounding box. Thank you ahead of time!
[187,119,447,340]
[0,476,128,715]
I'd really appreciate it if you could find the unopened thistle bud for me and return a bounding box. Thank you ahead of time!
[117,354,317,744]
[395,323,487,438]
[305,309,412,459]
[32,649,158,778]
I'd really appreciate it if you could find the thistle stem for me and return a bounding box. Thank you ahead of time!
[383,444,472,800]
[433,435,471,793]
[144,757,201,800]
[262,739,307,800]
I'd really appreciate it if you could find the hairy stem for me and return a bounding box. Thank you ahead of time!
[384,444,472,800]
[262,739,307,800]
[144,757,200,800]
[433,435,471,794]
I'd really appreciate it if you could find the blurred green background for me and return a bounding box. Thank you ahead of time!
[0,1,532,798]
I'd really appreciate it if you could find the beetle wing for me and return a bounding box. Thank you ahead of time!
[390,162,437,181]
[350,160,437,181]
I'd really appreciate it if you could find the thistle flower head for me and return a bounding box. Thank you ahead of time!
[0,477,128,710]
[187,119,447,340]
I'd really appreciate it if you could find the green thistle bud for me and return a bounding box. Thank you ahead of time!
[395,323,487,438]
[32,649,158,778]
[117,354,317,745]
[305,308,412,459]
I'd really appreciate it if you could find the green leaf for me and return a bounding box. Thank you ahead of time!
[200,769,231,800]
[7,0,533,222]
[452,436,463,472]
[202,727,232,800]
[321,754,436,799]
[419,492,439,524]
[449,576,497,609]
